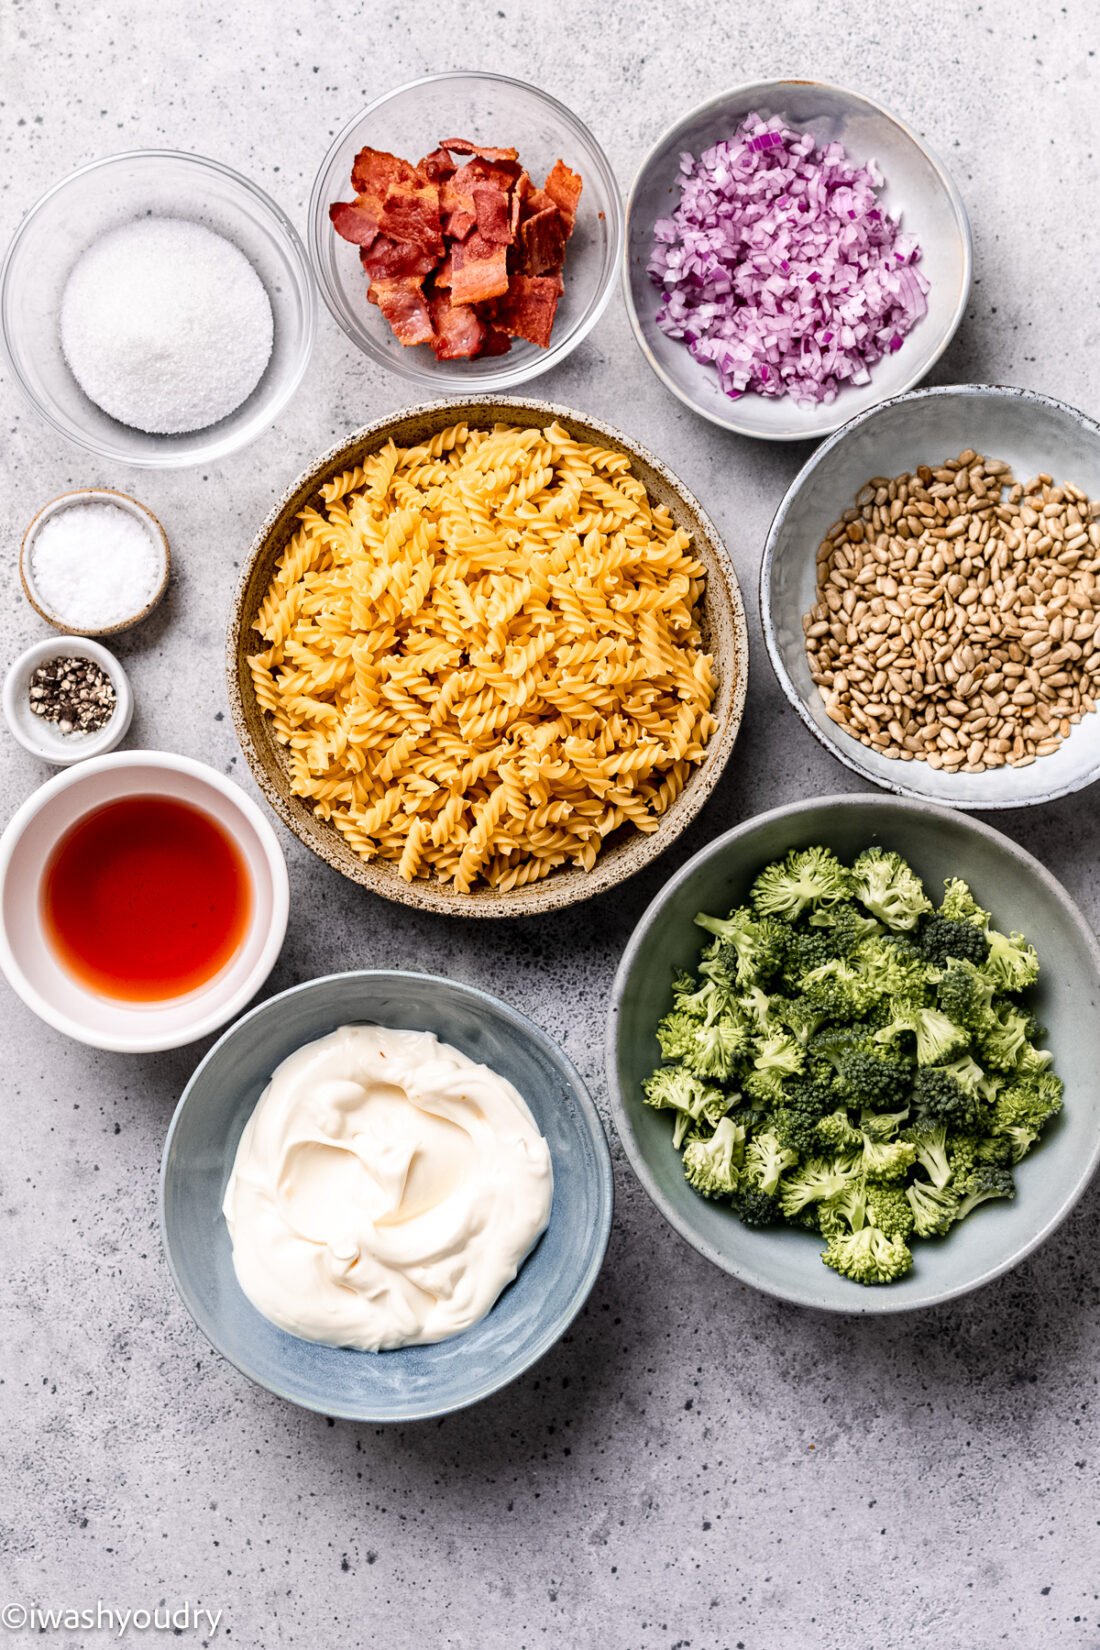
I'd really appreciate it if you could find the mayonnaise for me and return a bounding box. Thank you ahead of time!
[222,1025,553,1351]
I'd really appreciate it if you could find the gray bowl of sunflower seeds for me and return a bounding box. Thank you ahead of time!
[760,384,1100,809]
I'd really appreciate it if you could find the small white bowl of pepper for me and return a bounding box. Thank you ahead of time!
[3,636,133,765]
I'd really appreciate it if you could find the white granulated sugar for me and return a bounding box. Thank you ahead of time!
[60,217,274,435]
[30,503,162,629]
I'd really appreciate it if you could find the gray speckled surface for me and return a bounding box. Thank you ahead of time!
[2,4,1100,1647]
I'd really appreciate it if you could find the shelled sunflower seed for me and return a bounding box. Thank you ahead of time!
[802,450,1100,772]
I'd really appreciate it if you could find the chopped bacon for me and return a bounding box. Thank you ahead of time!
[428,290,485,359]
[334,137,581,357]
[511,171,530,239]
[359,236,438,280]
[341,146,443,255]
[493,273,563,349]
[450,231,511,306]
[543,159,583,234]
[439,138,519,163]
[418,145,456,182]
[366,276,435,346]
[518,207,567,276]
[472,181,512,245]
[330,200,379,247]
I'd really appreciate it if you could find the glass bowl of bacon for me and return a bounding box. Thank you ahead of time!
[308,71,624,390]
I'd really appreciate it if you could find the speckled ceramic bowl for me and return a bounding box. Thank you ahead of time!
[160,969,613,1421]
[623,79,972,441]
[608,794,1100,1314]
[761,384,1100,808]
[227,397,749,917]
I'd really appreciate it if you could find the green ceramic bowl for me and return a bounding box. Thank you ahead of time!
[607,794,1100,1313]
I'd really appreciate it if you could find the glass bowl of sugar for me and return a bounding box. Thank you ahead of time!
[1,151,316,468]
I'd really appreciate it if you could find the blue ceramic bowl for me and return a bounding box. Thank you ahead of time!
[608,795,1100,1313]
[161,970,613,1419]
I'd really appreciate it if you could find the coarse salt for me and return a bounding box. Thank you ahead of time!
[30,503,162,630]
[60,217,274,435]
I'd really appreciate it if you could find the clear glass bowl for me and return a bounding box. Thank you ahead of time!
[308,72,624,392]
[1,151,315,468]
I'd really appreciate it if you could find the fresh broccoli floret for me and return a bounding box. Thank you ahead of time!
[773,996,827,1046]
[780,926,842,992]
[983,928,1040,993]
[975,1134,1015,1169]
[946,1134,982,1182]
[643,1067,729,1148]
[682,1117,746,1199]
[817,1177,870,1238]
[953,1165,1015,1221]
[742,1029,805,1104]
[875,999,969,1066]
[851,935,930,1002]
[799,958,881,1021]
[750,847,852,924]
[937,1053,987,1093]
[911,1066,984,1131]
[851,848,933,931]
[900,1122,952,1188]
[938,878,990,929]
[738,985,776,1034]
[693,907,788,987]
[858,1106,911,1140]
[732,1186,782,1227]
[992,1073,1063,1135]
[806,899,882,944]
[920,915,989,969]
[668,969,738,1025]
[837,1049,913,1111]
[860,1134,918,1183]
[865,1183,915,1242]
[995,1124,1040,1164]
[906,1178,961,1238]
[822,1225,913,1284]
[656,1010,747,1080]
[978,1004,1034,1073]
[1012,1042,1055,1083]
[778,1155,861,1219]
[767,1072,836,1155]
[742,1131,799,1196]
[935,958,998,1033]
[815,1109,866,1152]
[809,1022,873,1074]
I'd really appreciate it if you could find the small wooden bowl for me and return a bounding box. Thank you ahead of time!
[20,488,171,637]
[227,397,749,917]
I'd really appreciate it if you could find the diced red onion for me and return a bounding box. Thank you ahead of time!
[648,112,930,408]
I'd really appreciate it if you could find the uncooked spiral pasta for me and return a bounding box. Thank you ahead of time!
[249,420,720,893]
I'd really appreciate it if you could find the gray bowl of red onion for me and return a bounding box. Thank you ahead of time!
[623,79,972,441]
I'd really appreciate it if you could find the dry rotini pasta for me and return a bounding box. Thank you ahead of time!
[249,421,720,893]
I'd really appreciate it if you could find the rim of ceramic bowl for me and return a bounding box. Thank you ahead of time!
[621,77,973,441]
[2,634,134,764]
[606,792,1100,1314]
[159,968,615,1421]
[759,382,1100,807]
[307,70,625,390]
[20,488,171,636]
[0,749,290,1052]
[0,148,316,468]
[226,395,750,917]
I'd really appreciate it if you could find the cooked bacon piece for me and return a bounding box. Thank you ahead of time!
[472,181,512,245]
[521,185,556,219]
[439,138,519,163]
[366,276,435,346]
[418,145,456,183]
[510,171,530,239]
[343,146,443,255]
[359,236,438,280]
[493,273,563,349]
[330,200,379,247]
[428,290,485,359]
[434,252,453,289]
[478,324,512,357]
[518,207,567,276]
[450,231,511,306]
[543,159,583,234]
